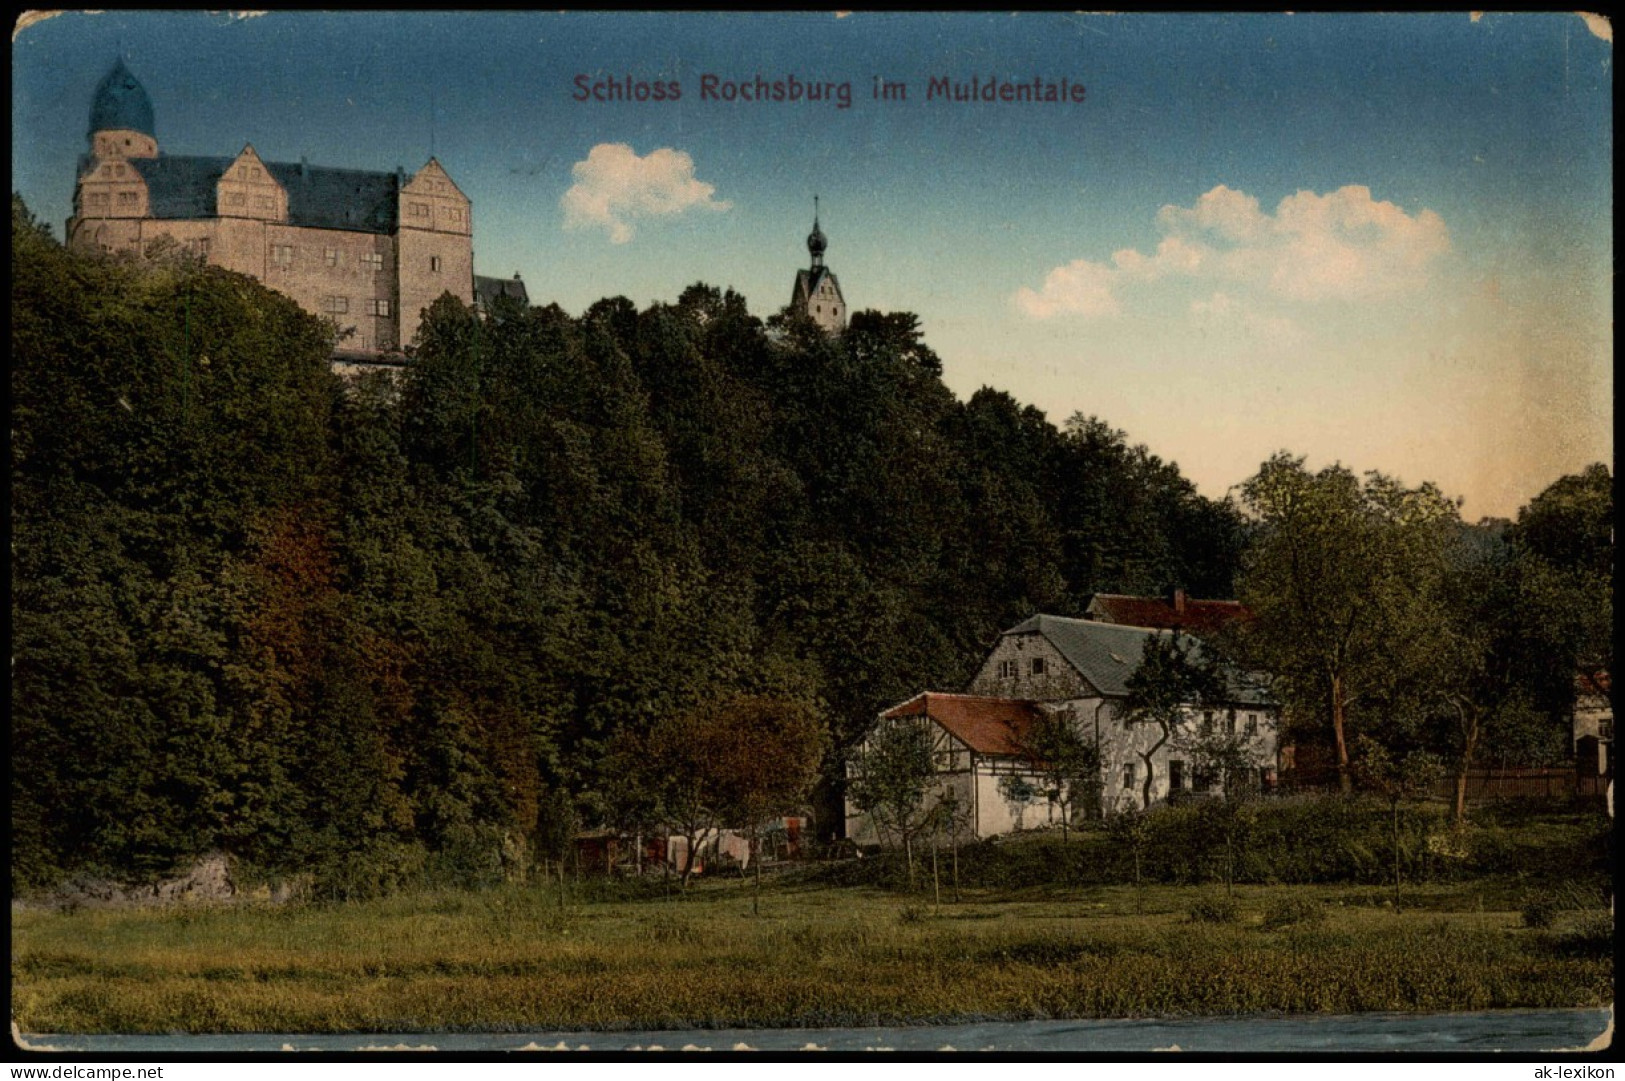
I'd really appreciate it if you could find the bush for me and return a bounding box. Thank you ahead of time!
[1260,895,1326,930]
[1520,892,1560,929]
[897,903,927,924]
[1187,895,1240,923]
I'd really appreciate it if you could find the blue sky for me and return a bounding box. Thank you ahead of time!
[12,11,1612,519]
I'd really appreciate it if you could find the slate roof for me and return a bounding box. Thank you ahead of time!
[1084,593,1250,634]
[1002,613,1270,705]
[90,61,155,138]
[128,154,402,234]
[882,692,1042,758]
[475,274,530,309]
[792,267,842,306]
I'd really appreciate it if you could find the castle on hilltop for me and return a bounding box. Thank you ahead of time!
[66,60,521,357]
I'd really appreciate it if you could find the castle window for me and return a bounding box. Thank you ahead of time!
[430,256,442,273]
[272,244,295,267]
[447,207,462,222]
[87,192,109,208]
[255,196,274,212]
[226,192,245,207]
[409,202,429,218]
[322,296,349,314]
[247,166,261,180]
[368,299,391,316]
[362,252,384,272]
[324,248,339,267]
[117,191,137,207]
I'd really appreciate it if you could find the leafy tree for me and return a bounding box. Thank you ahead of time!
[1017,709,1101,839]
[1234,454,1462,792]
[708,695,827,913]
[846,718,940,889]
[1350,734,1444,911]
[1508,464,1613,718]
[1120,631,1228,809]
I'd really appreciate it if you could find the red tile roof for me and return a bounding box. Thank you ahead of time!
[1085,593,1251,633]
[882,692,1042,758]
[1577,671,1611,698]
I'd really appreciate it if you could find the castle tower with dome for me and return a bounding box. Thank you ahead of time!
[789,198,846,334]
[66,59,479,357]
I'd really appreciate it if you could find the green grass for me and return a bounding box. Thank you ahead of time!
[11,875,1612,1034]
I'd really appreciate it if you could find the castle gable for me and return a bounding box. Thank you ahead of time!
[217,146,288,221]
[399,158,471,235]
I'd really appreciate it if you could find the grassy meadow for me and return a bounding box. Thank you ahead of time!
[11,869,1613,1034]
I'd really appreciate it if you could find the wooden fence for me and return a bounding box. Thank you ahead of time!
[1277,765,1609,802]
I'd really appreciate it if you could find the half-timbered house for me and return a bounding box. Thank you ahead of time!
[844,613,1281,842]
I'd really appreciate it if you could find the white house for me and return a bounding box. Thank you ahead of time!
[1573,671,1613,777]
[845,612,1280,843]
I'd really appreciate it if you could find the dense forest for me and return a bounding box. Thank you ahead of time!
[10,197,1607,895]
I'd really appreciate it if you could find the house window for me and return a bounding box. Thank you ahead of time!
[1601,720,1615,741]
[1031,657,1046,676]
[1123,764,1136,790]
[362,252,384,272]
[271,244,294,267]
[192,237,210,259]
[113,164,126,177]
[1194,767,1214,794]
[368,299,391,317]
[255,195,274,212]
[1201,710,1214,735]
[409,202,429,218]
[430,256,442,273]
[117,191,138,207]
[997,660,1016,679]
[247,166,261,179]
[1169,760,1185,791]
[324,248,339,267]
[1226,710,1237,736]
[322,296,349,314]
[1244,714,1258,738]
[447,207,462,221]
[225,192,245,207]
[87,192,109,208]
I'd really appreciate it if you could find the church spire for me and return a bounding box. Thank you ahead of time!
[807,195,827,271]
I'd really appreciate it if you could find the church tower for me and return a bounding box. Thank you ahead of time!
[790,198,846,334]
[87,59,159,160]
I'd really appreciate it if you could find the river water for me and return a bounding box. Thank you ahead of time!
[23,1007,1611,1053]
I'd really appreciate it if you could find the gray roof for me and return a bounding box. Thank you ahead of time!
[792,267,841,306]
[1004,613,1269,705]
[129,154,401,234]
[474,274,530,309]
[90,60,155,138]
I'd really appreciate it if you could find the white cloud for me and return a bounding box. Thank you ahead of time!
[561,143,731,244]
[1017,184,1450,319]
[1014,257,1120,318]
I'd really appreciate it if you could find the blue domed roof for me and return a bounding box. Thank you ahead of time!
[89,60,155,138]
